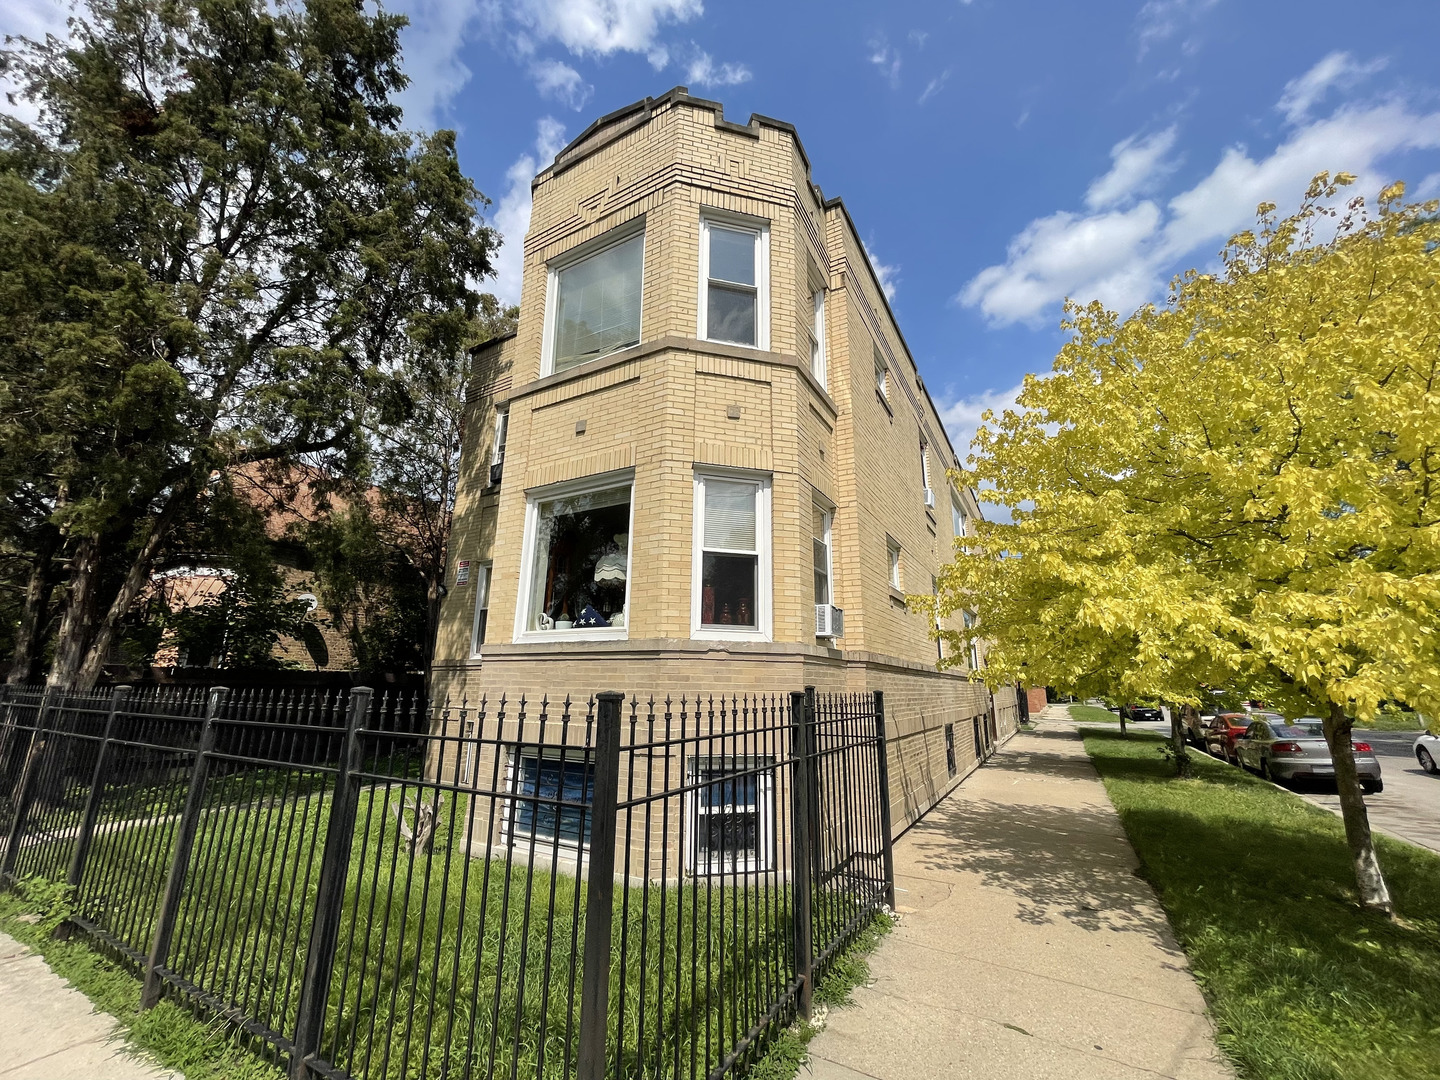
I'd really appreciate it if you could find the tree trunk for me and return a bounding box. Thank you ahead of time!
[1167,703,1192,777]
[1118,704,1129,737]
[47,536,103,690]
[74,483,194,690]
[7,537,58,684]
[1324,701,1393,916]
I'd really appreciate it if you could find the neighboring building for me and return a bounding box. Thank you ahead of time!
[433,88,1018,834]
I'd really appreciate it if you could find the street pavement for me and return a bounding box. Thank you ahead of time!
[804,713,1233,1080]
[1295,728,1440,855]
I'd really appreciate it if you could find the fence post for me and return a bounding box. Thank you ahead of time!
[56,686,131,937]
[789,689,815,1023]
[142,686,227,1010]
[871,691,897,912]
[289,686,372,1080]
[1,688,56,886]
[577,691,624,1080]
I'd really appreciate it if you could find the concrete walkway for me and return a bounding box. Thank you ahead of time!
[0,930,178,1080]
[805,717,1234,1080]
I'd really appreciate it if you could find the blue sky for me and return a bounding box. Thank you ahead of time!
[6,0,1440,455]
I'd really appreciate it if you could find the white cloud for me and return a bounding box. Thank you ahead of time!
[918,68,951,106]
[1277,51,1387,125]
[390,0,489,129]
[686,50,751,88]
[530,57,593,109]
[509,0,702,56]
[869,38,901,88]
[1418,172,1440,200]
[1134,0,1219,59]
[490,117,568,305]
[936,383,1027,465]
[1084,126,1177,209]
[961,96,1440,327]
[861,239,899,301]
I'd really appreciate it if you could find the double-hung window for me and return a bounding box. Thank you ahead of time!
[963,609,980,671]
[887,539,902,591]
[508,750,595,849]
[545,227,644,376]
[952,495,968,544]
[810,290,827,388]
[518,472,633,640]
[469,562,492,658]
[700,216,769,349]
[490,408,508,485]
[687,757,775,874]
[874,345,889,400]
[812,505,833,607]
[693,472,771,639]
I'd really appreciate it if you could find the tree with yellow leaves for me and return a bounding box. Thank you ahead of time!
[933,175,1440,915]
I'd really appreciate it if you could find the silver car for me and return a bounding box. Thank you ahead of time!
[1236,717,1384,793]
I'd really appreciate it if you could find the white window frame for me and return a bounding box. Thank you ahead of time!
[684,755,776,875]
[874,346,889,400]
[810,290,827,388]
[887,539,902,591]
[691,469,773,642]
[540,221,646,378]
[502,746,596,855]
[491,408,509,468]
[812,505,834,608]
[514,469,635,644]
[952,494,967,542]
[469,562,492,659]
[697,212,770,350]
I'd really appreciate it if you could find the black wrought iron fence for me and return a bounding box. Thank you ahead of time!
[0,682,894,1080]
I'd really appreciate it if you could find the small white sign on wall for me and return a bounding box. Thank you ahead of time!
[455,560,471,586]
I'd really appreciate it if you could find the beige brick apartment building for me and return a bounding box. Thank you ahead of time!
[432,88,1018,837]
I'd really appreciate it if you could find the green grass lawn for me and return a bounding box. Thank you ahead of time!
[1067,704,1122,723]
[1080,728,1440,1080]
[3,778,889,1080]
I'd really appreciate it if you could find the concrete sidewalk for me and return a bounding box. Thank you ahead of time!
[805,718,1233,1080]
[0,930,177,1080]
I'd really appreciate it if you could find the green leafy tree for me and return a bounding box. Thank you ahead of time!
[0,0,495,689]
[933,176,1440,916]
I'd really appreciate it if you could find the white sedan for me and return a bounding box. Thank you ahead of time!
[1416,732,1440,775]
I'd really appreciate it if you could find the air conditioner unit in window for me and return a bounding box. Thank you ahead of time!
[923,488,936,509]
[815,604,844,639]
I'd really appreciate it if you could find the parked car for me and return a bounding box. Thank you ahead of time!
[1121,704,1162,723]
[1203,713,1253,763]
[1416,731,1440,775]
[1236,717,1383,793]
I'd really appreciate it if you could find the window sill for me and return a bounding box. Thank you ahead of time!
[889,586,909,606]
[515,627,629,645]
[692,627,772,643]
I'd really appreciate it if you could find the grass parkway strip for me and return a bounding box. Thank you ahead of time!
[1080,727,1440,1080]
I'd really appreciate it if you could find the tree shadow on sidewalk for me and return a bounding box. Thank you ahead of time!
[899,732,1183,952]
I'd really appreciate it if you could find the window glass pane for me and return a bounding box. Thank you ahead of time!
[707,284,756,345]
[703,480,756,551]
[553,234,643,372]
[701,553,757,627]
[692,759,772,872]
[528,485,631,630]
[708,226,755,285]
[472,564,491,652]
[813,538,830,605]
[513,755,594,845]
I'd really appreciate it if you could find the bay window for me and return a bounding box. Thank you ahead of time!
[700,215,769,349]
[469,562,492,658]
[545,227,644,376]
[518,473,633,640]
[810,290,827,387]
[692,471,771,639]
[813,504,833,606]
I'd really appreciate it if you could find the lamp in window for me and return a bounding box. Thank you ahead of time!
[592,533,629,583]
